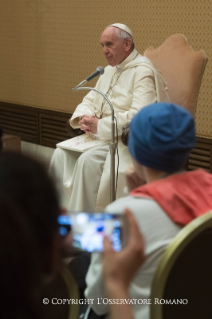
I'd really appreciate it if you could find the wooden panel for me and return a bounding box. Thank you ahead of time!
[0,101,81,147]
[1,101,212,173]
[0,102,39,143]
[39,113,71,148]
[188,139,212,173]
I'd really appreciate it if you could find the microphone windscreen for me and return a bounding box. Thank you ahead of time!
[86,66,104,81]
[97,66,104,75]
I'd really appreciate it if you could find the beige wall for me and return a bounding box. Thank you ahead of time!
[0,0,211,137]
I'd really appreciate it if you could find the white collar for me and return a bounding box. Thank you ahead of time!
[116,49,138,71]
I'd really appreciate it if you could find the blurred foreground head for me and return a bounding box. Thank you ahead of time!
[128,102,196,173]
[0,127,2,151]
[0,152,60,318]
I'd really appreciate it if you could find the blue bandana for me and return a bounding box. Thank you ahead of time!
[128,103,196,172]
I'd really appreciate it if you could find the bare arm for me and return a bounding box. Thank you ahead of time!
[102,209,145,319]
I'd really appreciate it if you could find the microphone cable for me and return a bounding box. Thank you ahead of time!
[114,116,119,197]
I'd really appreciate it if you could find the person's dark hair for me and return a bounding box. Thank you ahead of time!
[0,152,60,318]
[0,127,2,151]
[121,124,130,146]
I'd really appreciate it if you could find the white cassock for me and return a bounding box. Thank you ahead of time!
[49,49,170,211]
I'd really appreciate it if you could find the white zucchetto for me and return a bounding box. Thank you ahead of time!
[109,23,133,38]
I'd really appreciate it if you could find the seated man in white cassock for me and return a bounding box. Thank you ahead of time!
[49,23,170,212]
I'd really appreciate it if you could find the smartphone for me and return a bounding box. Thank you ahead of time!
[58,212,127,252]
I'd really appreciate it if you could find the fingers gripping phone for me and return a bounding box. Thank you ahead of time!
[58,212,128,252]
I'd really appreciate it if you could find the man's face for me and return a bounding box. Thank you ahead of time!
[100,27,130,67]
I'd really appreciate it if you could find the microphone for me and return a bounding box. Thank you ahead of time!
[73,66,104,89]
[86,66,104,81]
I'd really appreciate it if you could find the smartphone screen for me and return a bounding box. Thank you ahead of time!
[58,215,72,236]
[58,212,126,252]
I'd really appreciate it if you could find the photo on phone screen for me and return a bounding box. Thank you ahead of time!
[58,212,127,252]
[71,212,126,252]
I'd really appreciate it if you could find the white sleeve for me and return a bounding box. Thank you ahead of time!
[97,66,157,140]
[70,89,98,128]
[85,252,110,315]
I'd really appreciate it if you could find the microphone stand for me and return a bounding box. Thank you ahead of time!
[72,86,116,203]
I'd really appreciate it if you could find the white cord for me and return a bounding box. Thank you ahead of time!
[83,305,91,319]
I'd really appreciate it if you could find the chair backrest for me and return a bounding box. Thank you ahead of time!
[41,263,79,319]
[144,34,208,115]
[150,210,212,319]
